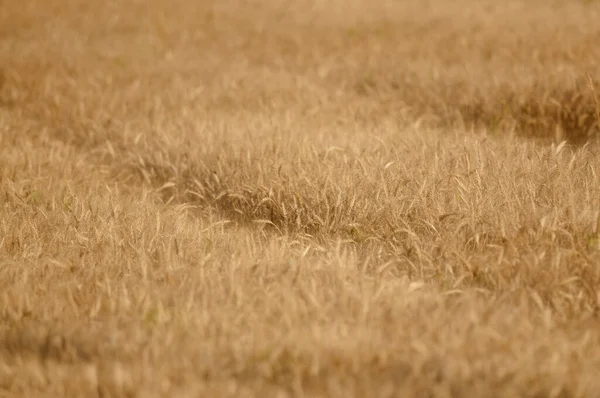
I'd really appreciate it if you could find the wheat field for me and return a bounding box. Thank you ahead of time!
[2,0,600,397]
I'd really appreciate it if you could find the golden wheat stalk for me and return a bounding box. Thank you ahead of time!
[588,74,600,134]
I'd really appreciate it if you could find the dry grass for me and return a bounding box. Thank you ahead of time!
[2,0,600,396]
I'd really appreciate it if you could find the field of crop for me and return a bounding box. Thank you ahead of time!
[2,0,600,396]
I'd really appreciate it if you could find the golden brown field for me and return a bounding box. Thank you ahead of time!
[2,0,600,396]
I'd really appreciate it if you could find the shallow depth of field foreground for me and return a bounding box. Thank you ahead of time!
[3,0,600,397]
